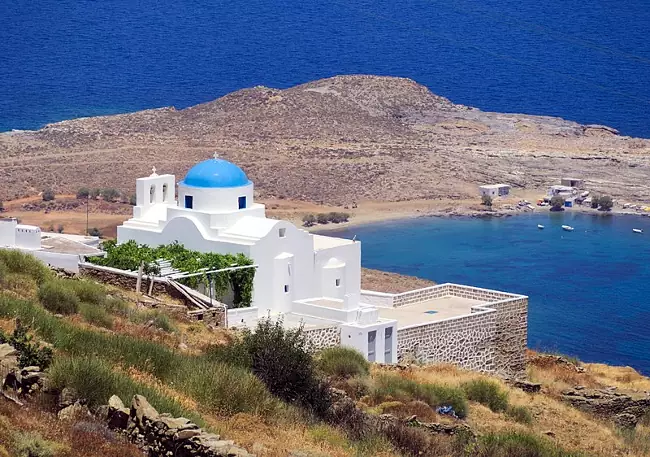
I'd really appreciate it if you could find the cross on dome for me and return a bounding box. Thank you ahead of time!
[213,152,220,160]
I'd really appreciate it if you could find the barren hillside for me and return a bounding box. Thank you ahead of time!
[2,75,649,204]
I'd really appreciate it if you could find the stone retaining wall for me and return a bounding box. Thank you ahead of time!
[397,310,498,373]
[480,297,528,377]
[304,325,341,352]
[78,263,171,295]
[391,284,528,378]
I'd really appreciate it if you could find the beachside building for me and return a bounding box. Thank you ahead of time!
[547,185,576,198]
[108,155,529,375]
[479,184,511,198]
[561,178,584,188]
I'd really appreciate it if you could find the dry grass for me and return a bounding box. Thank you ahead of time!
[397,362,648,457]
[360,268,436,294]
[0,400,142,457]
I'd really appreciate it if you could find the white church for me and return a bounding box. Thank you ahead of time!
[117,155,398,362]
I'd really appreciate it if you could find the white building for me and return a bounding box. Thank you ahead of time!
[479,184,511,198]
[547,185,576,198]
[0,218,102,272]
[117,157,398,362]
[0,218,41,250]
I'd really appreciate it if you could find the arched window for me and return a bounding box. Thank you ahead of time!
[150,185,156,204]
[162,184,168,202]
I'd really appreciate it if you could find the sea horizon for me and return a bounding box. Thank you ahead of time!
[2,0,650,137]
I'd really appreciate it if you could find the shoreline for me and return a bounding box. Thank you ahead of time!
[2,194,649,239]
[292,199,650,233]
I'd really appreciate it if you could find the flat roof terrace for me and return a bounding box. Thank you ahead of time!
[378,295,486,328]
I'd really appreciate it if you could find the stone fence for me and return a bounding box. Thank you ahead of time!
[99,394,253,457]
[361,283,529,378]
[78,262,171,295]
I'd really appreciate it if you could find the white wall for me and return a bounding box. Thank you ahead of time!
[314,242,361,309]
[134,174,176,221]
[31,250,80,273]
[250,221,313,314]
[178,183,254,213]
[15,225,41,249]
[359,290,394,308]
[0,219,17,247]
[340,320,398,363]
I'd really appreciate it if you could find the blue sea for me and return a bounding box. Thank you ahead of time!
[329,214,650,374]
[1,0,650,136]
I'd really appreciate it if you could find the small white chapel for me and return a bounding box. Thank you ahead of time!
[117,155,397,362]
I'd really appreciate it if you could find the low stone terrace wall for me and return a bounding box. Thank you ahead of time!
[78,262,170,295]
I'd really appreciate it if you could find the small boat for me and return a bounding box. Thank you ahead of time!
[562,225,574,232]
[633,228,643,234]
[537,224,545,229]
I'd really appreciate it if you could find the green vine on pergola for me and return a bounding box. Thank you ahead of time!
[88,240,255,308]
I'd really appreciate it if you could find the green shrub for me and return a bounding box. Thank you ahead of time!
[68,279,106,306]
[100,188,121,202]
[550,196,565,211]
[88,227,102,237]
[76,187,90,199]
[461,379,509,412]
[302,214,317,227]
[599,195,614,211]
[475,431,585,457]
[41,189,55,202]
[506,405,534,424]
[37,280,80,315]
[0,297,278,417]
[178,358,278,415]
[0,321,53,370]
[235,318,332,417]
[79,303,114,329]
[12,432,63,457]
[129,309,177,333]
[129,194,137,206]
[0,249,52,284]
[316,213,329,224]
[327,212,350,223]
[371,373,468,418]
[104,296,131,317]
[317,346,370,379]
[590,196,600,209]
[482,194,493,207]
[48,356,205,425]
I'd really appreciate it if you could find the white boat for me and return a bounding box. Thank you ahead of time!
[562,225,574,232]
[633,228,643,234]
[537,224,545,229]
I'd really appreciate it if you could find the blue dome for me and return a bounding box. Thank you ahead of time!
[180,158,251,188]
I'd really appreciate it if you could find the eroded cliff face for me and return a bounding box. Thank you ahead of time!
[1,75,649,203]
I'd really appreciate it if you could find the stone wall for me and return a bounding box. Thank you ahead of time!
[393,284,450,307]
[78,263,170,295]
[397,310,498,373]
[481,297,528,377]
[304,325,341,352]
[394,284,528,378]
[99,394,253,457]
[187,308,225,327]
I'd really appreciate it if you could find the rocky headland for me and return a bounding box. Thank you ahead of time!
[1,75,649,223]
